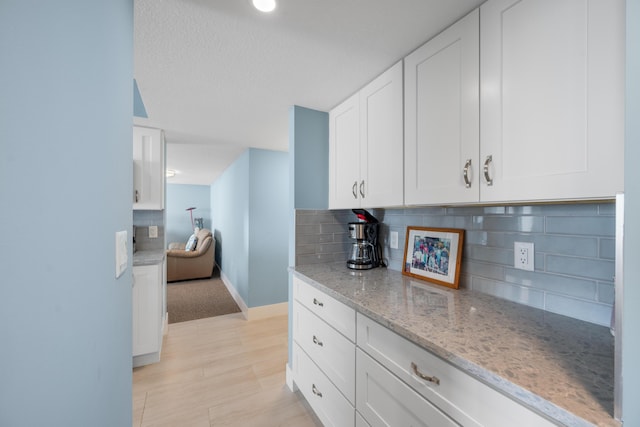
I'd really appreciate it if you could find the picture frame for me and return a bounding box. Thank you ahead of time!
[402,226,464,289]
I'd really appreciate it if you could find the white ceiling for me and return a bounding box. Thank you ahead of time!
[134,0,485,185]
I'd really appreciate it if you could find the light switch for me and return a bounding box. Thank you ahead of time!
[390,231,399,249]
[115,230,128,278]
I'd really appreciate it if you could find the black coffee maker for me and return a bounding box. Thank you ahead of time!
[347,209,383,270]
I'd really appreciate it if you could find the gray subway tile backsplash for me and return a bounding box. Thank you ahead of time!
[295,201,616,326]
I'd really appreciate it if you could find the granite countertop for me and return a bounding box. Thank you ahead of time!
[133,249,165,266]
[293,263,617,427]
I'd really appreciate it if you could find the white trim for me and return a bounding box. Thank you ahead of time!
[133,116,164,129]
[220,270,249,319]
[133,351,160,368]
[285,363,297,392]
[219,270,289,321]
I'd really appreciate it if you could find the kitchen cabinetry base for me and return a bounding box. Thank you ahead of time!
[133,351,160,368]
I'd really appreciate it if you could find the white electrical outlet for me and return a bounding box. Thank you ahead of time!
[514,241,534,271]
[390,231,399,249]
[149,225,158,239]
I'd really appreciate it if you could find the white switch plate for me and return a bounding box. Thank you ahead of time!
[149,225,158,238]
[514,241,534,271]
[390,231,399,249]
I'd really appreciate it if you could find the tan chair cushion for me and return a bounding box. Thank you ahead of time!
[166,229,216,282]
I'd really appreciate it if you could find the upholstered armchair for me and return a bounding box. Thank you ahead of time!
[166,228,216,282]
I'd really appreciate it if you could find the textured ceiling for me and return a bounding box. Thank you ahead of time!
[134,0,485,185]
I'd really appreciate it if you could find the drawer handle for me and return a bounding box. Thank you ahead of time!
[411,362,440,385]
[483,155,494,186]
[312,384,323,398]
[312,335,324,347]
[313,298,324,307]
[463,159,472,188]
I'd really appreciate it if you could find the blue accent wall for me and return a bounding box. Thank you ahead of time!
[623,0,640,422]
[287,106,329,362]
[211,148,289,308]
[0,1,133,426]
[290,106,329,210]
[133,79,148,118]
[249,149,290,305]
[166,184,211,246]
[211,150,251,303]
[211,149,289,308]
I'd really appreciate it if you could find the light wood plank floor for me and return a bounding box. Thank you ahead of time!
[133,313,322,427]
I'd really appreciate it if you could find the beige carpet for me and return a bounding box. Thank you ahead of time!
[167,272,240,323]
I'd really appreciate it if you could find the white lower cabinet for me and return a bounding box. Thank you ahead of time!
[293,343,355,427]
[293,280,557,427]
[132,263,163,366]
[356,313,555,427]
[355,411,370,427]
[292,277,356,426]
[357,349,459,427]
[293,302,355,403]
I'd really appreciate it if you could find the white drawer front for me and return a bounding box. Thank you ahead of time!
[356,411,370,427]
[294,276,356,341]
[357,349,459,427]
[293,302,356,403]
[293,343,355,427]
[357,313,555,427]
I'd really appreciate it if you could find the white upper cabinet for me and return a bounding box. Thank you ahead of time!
[329,94,361,209]
[133,126,165,210]
[404,9,479,205]
[329,61,403,209]
[479,0,624,203]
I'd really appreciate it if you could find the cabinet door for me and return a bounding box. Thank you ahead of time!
[360,61,404,208]
[357,313,556,427]
[480,0,624,202]
[404,10,479,205]
[293,302,356,403]
[329,93,361,209]
[293,276,356,341]
[132,264,162,357]
[133,126,165,210]
[294,344,355,427]
[356,350,459,427]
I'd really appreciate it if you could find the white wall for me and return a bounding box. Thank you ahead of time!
[0,1,134,426]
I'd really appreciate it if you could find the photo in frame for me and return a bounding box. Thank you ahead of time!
[402,227,464,289]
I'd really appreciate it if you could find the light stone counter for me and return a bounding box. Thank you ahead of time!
[293,263,617,427]
[133,249,165,266]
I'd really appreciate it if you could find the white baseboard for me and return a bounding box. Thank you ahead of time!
[285,362,297,392]
[220,270,288,321]
[133,351,160,368]
[219,270,249,318]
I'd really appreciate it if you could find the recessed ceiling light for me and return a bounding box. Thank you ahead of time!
[252,0,276,13]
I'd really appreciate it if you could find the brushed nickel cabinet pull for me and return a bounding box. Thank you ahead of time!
[483,155,493,186]
[313,298,324,307]
[359,180,365,198]
[463,159,472,188]
[352,181,358,199]
[411,362,440,385]
[312,335,324,347]
[312,384,323,398]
